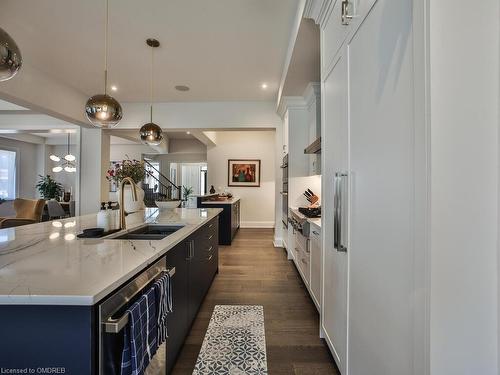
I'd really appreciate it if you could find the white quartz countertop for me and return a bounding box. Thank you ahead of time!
[308,218,321,229]
[201,197,240,205]
[0,208,222,306]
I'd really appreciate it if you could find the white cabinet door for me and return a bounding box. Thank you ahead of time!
[351,0,378,25]
[321,46,348,374]
[310,227,321,309]
[347,0,415,373]
[322,0,350,73]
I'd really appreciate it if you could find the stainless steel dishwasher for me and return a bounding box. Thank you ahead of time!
[98,257,175,375]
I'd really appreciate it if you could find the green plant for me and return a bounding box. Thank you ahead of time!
[182,186,194,201]
[36,175,63,200]
[106,158,146,184]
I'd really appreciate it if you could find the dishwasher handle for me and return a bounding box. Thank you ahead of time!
[103,267,176,334]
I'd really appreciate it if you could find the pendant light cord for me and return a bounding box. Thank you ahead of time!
[67,133,70,155]
[150,44,154,123]
[104,0,109,95]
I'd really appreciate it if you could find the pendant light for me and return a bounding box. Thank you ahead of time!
[139,39,163,146]
[0,27,22,82]
[51,133,77,173]
[84,0,122,128]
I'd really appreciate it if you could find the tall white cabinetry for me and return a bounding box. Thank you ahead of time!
[322,48,348,373]
[311,0,425,374]
[306,0,500,373]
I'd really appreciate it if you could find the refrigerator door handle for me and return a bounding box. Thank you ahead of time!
[335,172,348,253]
[339,172,348,252]
[334,173,341,251]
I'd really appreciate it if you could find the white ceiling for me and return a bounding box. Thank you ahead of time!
[0,0,299,102]
[281,19,320,96]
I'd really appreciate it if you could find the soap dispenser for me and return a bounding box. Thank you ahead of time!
[97,202,110,232]
[107,201,116,230]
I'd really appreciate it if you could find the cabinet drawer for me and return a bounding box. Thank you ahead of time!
[294,232,308,252]
[298,253,310,286]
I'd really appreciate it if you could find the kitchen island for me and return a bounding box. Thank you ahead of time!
[0,207,221,374]
[196,194,240,245]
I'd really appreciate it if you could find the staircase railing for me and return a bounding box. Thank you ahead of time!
[143,159,182,207]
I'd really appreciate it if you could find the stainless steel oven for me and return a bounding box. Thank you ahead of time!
[98,257,175,375]
[280,154,288,228]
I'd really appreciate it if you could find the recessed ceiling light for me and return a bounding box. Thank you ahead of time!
[110,85,118,91]
[175,85,190,92]
[186,131,190,135]
[261,83,268,89]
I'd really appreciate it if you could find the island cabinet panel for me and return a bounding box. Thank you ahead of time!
[165,241,190,374]
[197,197,240,245]
[165,216,219,374]
[0,305,95,373]
[0,215,220,375]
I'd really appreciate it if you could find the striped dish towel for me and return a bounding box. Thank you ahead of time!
[120,287,158,375]
[155,273,173,345]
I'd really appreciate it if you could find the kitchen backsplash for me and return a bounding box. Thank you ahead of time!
[289,175,321,208]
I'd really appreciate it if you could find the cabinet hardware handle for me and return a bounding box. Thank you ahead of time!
[208,234,214,241]
[335,172,348,252]
[209,223,214,228]
[207,245,213,252]
[341,0,353,25]
[313,230,320,235]
[208,254,213,261]
[334,174,340,250]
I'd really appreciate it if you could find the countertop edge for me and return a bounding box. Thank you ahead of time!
[0,208,222,306]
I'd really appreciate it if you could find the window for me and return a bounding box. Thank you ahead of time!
[0,149,16,199]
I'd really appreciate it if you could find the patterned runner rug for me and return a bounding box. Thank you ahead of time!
[193,305,268,374]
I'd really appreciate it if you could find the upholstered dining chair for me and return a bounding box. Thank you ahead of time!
[47,199,67,219]
[0,198,45,228]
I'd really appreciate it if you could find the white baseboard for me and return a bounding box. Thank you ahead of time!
[273,238,283,247]
[240,221,275,229]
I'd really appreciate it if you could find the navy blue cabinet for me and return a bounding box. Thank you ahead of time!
[165,217,219,373]
[0,217,219,375]
[197,198,240,245]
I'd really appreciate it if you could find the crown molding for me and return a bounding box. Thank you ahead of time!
[304,0,333,27]
[303,82,321,108]
[277,96,307,118]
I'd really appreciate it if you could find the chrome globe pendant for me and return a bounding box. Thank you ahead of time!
[0,27,22,82]
[84,0,122,128]
[139,39,163,146]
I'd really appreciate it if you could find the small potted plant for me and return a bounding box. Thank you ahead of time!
[181,186,194,207]
[106,158,147,212]
[36,175,63,200]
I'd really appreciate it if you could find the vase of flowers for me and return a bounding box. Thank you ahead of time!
[106,158,146,213]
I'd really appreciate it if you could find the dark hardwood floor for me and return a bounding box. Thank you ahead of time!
[171,228,339,375]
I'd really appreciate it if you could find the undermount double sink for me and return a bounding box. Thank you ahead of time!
[109,224,184,240]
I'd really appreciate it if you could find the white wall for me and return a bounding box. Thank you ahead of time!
[207,131,276,228]
[79,128,109,215]
[109,144,153,162]
[168,139,206,154]
[430,1,499,374]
